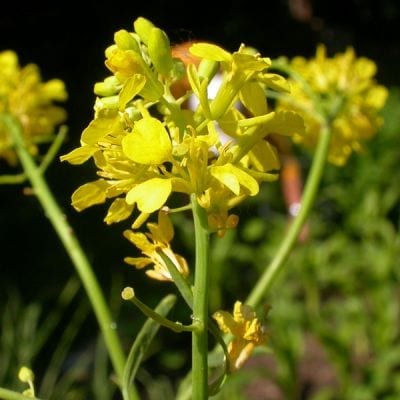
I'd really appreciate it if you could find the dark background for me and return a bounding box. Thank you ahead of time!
[1,0,399,299]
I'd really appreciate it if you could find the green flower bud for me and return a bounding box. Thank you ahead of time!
[114,29,140,52]
[18,367,34,383]
[148,28,173,77]
[198,59,219,81]
[94,95,120,111]
[170,58,185,81]
[133,17,155,46]
[94,76,122,96]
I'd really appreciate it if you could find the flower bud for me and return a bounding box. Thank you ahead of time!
[198,59,219,81]
[114,29,140,52]
[18,367,34,383]
[121,287,135,300]
[133,16,155,45]
[148,27,173,77]
[94,76,122,97]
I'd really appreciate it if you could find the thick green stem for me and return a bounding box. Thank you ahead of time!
[4,115,137,398]
[246,125,332,307]
[191,194,210,399]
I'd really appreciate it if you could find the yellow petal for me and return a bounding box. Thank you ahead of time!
[118,74,146,110]
[211,165,240,195]
[123,230,153,252]
[59,145,98,165]
[104,198,134,224]
[81,117,119,145]
[239,82,268,116]
[71,180,109,211]
[365,85,388,109]
[248,140,280,172]
[158,210,174,243]
[259,73,290,92]
[189,43,232,62]
[213,310,237,334]
[122,117,172,164]
[211,164,259,196]
[124,256,153,269]
[126,178,172,213]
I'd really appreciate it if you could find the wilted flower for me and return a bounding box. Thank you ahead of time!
[0,50,67,165]
[277,44,388,166]
[123,210,189,281]
[213,301,268,372]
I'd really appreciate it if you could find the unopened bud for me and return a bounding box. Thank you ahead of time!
[133,17,155,45]
[18,367,34,383]
[121,286,135,300]
[94,76,121,97]
[198,59,219,82]
[114,29,140,52]
[148,27,173,77]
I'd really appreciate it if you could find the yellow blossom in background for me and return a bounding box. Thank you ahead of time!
[277,44,388,166]
[213,301,268,372]
[0,50,67,165]
[61,16,304,239]
[123,210,189,281]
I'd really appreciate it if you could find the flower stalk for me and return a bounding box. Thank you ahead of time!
[246,122,332,307]
[0,387,43,400]
[191,193,210,399]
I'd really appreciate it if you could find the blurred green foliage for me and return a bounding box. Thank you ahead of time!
[204,86,400,399]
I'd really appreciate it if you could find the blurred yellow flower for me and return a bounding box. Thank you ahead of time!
[213,301,267,372]
[0,50,67,165]
[277,44,388,166]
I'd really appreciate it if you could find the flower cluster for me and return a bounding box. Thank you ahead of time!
[276,44,388,166]
[61,17,304,236]
[213,301,268,372]
[0,50,67,165]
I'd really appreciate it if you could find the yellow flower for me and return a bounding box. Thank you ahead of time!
[277,44,388,166]
[0,50,67,165]
[213,301,268,372]
[123,210,189,281]
[61,17,303,233]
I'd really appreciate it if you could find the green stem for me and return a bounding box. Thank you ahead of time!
[191,193,210,399]
[246,124,332,307]
[4,115,137,399]
[123,289,197,333]
[0,388,43,400]
[158,251,194,308]
[122,294,177,400]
